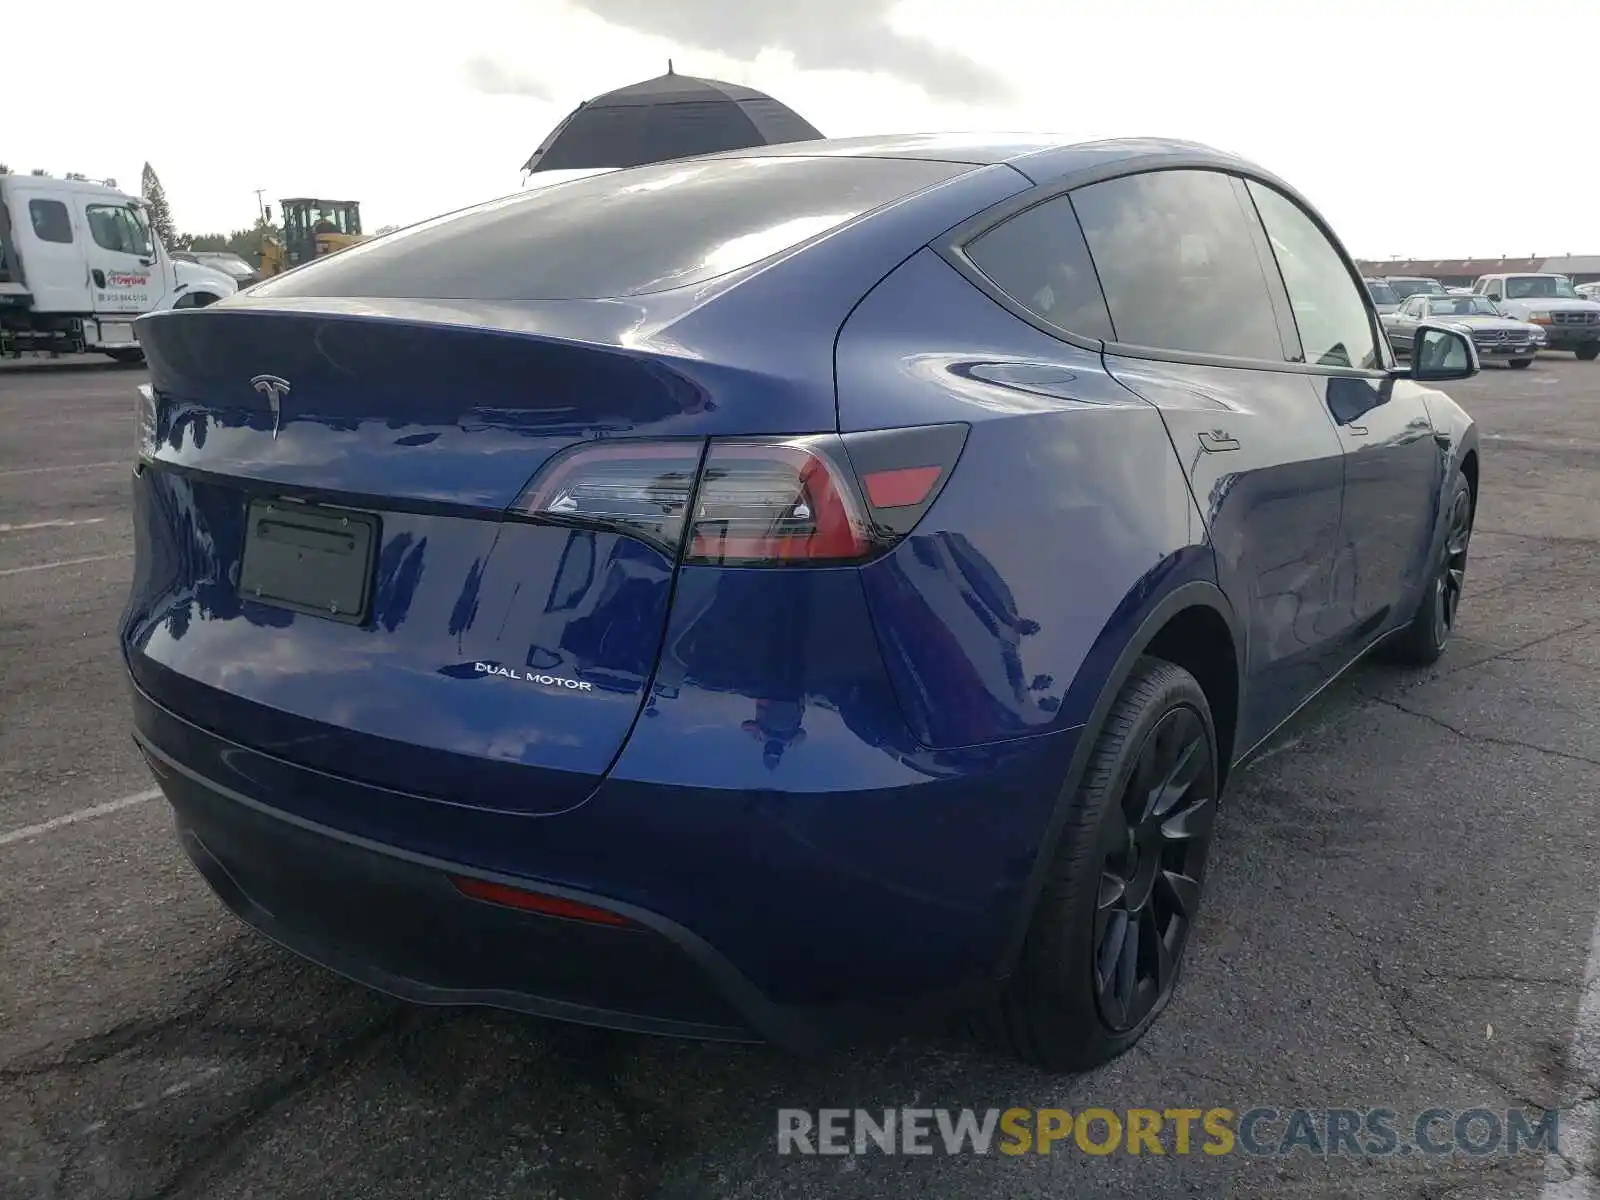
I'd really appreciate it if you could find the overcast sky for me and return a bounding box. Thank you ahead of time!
[9,0,1596,259]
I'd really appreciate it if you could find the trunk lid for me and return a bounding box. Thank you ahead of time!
[127,301,831,815]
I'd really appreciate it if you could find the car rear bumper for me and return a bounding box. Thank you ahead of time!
[150,736,762,1043]
[129,670,1079,1046]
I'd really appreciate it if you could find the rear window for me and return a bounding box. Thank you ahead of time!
[251,156,971,302]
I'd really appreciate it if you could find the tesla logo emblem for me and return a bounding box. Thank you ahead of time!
[250,375,291,438]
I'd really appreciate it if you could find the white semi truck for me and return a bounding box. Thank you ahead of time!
[0,169,236,362]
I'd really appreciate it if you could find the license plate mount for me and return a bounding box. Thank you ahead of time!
[237,498,379,625]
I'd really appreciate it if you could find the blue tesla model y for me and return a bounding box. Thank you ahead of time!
[123,135,1480,1070]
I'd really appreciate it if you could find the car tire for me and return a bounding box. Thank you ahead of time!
[1377,471,1473,667]
[1577,344,1600,362]
[1509,358,1532,369]
[981,656,1220,1072]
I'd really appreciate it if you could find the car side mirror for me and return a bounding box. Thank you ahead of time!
[1407,325,1479,381]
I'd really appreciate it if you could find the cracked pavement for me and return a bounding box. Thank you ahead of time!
[2,355,1599,1198]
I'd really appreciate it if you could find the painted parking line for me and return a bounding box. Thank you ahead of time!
[0,551,131,577]
[0,788,160,849]
[0,517,108,533]
[0,460,124,478]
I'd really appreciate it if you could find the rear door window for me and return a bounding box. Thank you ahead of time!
[1071,169,1285,361]
[962,194,1114,340]
[252,156,974,301]
[29,199,73,244]
[1247,181,1379,370]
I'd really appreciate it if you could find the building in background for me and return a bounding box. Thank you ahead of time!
[1357,256,1600,286]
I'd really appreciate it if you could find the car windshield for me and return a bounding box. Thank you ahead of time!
[1427,297,1499,316]
[1365,280,1399,304]
[1389,278,1446,298]
[1505,276,1580,299]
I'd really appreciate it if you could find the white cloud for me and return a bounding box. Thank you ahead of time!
[7,0,1597,255]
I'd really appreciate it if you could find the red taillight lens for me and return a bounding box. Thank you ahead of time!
[862,465,942,509]
[509,425,967,566]
[839,423,970,539]
[449,875,635,927]
[685,437,872,565]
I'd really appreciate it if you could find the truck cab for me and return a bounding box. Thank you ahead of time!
[1474,273,1600,360]
[0,170,236,359]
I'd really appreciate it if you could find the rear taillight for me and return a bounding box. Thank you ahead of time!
[509,425,967,566]
[513,441,706,555]
[136,382,158,462]
[688,437,871,565]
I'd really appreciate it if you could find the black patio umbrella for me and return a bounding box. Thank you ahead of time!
[521,63,823,174]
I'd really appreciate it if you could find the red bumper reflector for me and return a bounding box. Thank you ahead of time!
[449,876,634,927]
[863,465,942,509]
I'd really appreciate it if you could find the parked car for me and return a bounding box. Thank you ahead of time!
[1364,277,1400,315]
[1576,282,1600,302]
[186,250,261,289]
[123,135,1481,1072]
[1382,275,1449,300]
[1383,293,1543,368]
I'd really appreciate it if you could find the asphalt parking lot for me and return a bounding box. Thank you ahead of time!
[3,353,1598,1200]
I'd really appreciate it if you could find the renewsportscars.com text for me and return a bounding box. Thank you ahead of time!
[776,1107,1558,1157]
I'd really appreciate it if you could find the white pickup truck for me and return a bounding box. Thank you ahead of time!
[0,170,236,362]
[1472,273,1600,361]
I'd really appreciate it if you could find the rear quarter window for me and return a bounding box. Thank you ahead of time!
[962,193,1114,341]
[252,156,972,301]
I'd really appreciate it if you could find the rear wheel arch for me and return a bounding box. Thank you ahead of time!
[1142,604,1239,790]
[997,579,1241,978]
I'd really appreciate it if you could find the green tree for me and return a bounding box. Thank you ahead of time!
[140,163,179,250]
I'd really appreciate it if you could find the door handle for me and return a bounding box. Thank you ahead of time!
[1198,430,1240,453]
[1347,425,1369,436]
[92,269,106,288]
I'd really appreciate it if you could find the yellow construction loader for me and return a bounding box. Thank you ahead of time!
[258,198,366,276]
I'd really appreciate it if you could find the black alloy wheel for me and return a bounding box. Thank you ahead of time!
[1432,483,1472,645]
[981,657,1221,1072]
[1092,703,1217,1033]
[1379,470,1473,666]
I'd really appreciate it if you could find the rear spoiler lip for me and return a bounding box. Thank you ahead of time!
[136,288,734,358]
